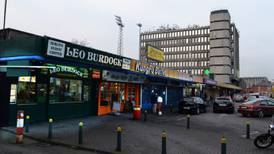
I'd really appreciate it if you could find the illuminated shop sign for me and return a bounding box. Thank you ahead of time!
[135,62,165,76]
[92,70,101,79]
[165,69,179,79]
[45,38,131,70]
[48,64,87,78]
[204,78,217,85]
[193,76,203,83]
[178,72,193,82]
[102,70,144,83]
[181,76,193,82]
[18,76,36,82]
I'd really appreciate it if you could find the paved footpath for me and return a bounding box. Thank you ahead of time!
[0,129,96,154]
[2,112,274,154]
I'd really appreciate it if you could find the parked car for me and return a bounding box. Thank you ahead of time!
[238,99,274,118]
[213,97,235,113]
[233,94,244,102]
[178,97,207,114]
[246,93,270,102]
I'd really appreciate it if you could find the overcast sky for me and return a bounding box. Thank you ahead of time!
[1,0,273,80]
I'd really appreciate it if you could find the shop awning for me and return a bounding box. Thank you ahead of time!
[217,83,242,90]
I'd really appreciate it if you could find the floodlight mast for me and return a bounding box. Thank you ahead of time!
[115,15,124,56]
[137,23,142,61]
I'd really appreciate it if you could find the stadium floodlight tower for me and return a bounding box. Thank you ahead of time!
[137,23,142,60]
[115,15,124,56]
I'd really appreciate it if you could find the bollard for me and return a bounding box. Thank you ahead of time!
[78,121,83,144]
[48,118,53,140]
[246,121,250,139]
[144,110,147,122]
[187,114,190,129]
[116,126,122,151]
[162,131,167,154]
[221,136,226,154]
[16,111,24,144]
[25,115,30,133]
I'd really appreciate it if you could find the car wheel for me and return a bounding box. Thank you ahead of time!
[242,113,247,117]
[196,108,200,115]
[258,111,264,118]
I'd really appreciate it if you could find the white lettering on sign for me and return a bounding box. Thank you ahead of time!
[50,66,83,77]
[135,62,165,76]
[66,47,122,67]
[122,58,131,70]
[47,40,65,58]
[66,47,86,59]
[47,39,123,68]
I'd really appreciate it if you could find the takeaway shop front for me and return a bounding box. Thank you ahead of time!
[97,70,144,115]
[0,29,133,126]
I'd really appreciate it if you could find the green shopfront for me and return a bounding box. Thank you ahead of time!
[0,29,132,126]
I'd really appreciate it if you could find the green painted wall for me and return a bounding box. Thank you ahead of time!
[48,102,91,120]
[8,104,47,126]
[0,37,43,57]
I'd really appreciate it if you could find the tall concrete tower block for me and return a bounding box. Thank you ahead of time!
[209,10,232,83]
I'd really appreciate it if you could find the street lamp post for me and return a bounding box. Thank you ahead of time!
[3,0,7,29]
[137,23,142,61]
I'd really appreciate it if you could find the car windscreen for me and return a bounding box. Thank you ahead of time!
[184,98,194,104]
[215,98,231,104]
[216,98,230,101]
[247,96,257,101]
[245,99,260,104]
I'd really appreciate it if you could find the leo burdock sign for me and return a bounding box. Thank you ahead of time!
[46,38,131,69]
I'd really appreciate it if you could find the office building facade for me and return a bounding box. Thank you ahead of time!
[139,9,239,83]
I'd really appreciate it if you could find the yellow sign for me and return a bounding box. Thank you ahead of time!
[147,45,164,62]
[272,84,274,96]
[18,76,36,83]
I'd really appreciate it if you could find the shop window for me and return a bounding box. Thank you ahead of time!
[99,82,126,107]
[83,85,90,102]
[100,82,109,106]
[17,76,36,105]
[10,84,17,104]
[37,83,47,103]
[49,77,82,103]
